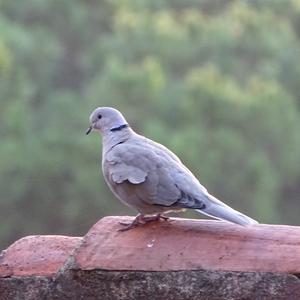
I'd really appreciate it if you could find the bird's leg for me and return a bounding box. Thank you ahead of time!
[142,214,170,222]
[118,213,170,231]
[118,214,146,231]
[159,214,170,221]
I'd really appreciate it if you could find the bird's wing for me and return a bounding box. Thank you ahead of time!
[104,141,208,208]
[105,143,150,184]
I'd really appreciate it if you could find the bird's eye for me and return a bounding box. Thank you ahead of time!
[98,114,102,119]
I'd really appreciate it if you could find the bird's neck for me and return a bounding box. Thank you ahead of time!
[102,126,134,153]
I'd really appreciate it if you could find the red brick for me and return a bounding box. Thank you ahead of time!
[75,216,300,273]
[0,235,82,277]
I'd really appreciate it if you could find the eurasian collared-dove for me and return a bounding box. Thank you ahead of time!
[86,107,258,231]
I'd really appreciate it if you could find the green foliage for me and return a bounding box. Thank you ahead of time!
[1,0,300,248]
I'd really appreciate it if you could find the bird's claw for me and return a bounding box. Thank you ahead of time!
[118,222,140,231]
[118,214,170,231]
[158,215,169,221]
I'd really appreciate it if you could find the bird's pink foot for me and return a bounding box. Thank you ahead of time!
[118,214,170,231]
[142,214,170,222]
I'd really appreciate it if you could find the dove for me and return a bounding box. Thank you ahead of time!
[86,107,258,231]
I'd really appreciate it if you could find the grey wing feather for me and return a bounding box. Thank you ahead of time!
[106,142,220,211]
[106,145,149,184]
[105,143,186,207]
[110,164,147,184]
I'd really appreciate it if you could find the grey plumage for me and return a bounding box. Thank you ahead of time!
[87,107,258,230]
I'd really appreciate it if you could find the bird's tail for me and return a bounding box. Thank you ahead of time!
[197,195,258,226]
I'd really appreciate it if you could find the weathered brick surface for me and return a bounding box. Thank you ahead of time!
[0,235,82,277]
[75,216,300,273]
[1,216,300,300]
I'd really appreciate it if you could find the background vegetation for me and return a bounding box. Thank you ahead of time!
[1,0,300,249]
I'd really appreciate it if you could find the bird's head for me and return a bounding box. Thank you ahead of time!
[86,107,129,135]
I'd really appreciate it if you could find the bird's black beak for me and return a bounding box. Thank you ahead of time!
[86,126,92,135]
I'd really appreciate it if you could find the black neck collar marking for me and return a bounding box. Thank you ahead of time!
[110,124,129,132]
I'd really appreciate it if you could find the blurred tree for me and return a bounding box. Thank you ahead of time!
[1,0,300,249]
